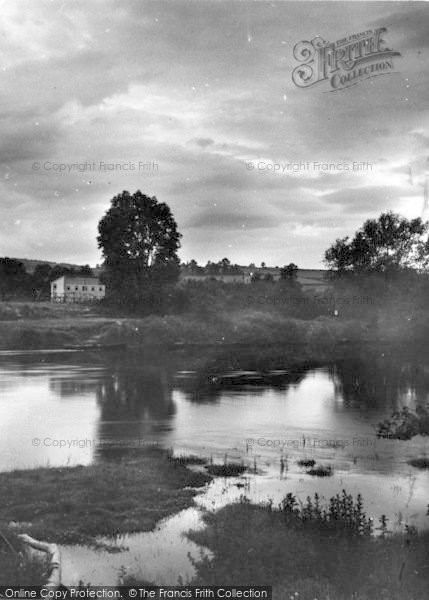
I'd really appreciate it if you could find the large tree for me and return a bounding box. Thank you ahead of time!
[325,212,429,274]
[97,190,181,301]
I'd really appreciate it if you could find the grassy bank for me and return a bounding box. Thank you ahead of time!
[0,295,427,351]
[0,317,119,350]
[0,311,366,354]
[0,301,359,350]
[187,495,429,600]
[0,301,117,349]
[97,310,363,347]
[0,447,210,547]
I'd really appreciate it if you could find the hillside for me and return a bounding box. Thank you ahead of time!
[7,258,102,276]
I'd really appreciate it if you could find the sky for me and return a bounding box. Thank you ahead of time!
[1,0,428,268]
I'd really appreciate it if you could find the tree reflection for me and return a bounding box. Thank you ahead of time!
[95,366,175,459]
[330,347,429,412]
[174,365,309,403]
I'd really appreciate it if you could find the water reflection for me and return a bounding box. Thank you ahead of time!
[330,351,429,411]
[0,345,428,512]
[60,508,208,586]
[49,375,100,398]
[0,353,178,469]
[1,345,429,584]
[174,367,309,404]
[95,366,175,460]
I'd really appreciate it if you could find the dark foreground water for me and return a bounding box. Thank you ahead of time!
[0,345,428,584]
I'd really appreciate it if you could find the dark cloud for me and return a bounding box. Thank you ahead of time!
[190,137,215,148]
[321,185,407,215]
[0,1,428,267]
[370,5,429,51]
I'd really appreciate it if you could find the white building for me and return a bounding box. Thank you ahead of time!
[50,276,105,302]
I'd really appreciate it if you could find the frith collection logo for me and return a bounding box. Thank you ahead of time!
[292,28,401,91]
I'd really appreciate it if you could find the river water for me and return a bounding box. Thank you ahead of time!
[0,345,428,584]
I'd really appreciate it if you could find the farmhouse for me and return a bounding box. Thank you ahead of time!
[50,275,105,302]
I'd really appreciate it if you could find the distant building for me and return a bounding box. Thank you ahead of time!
[50,276,105,302]
[179,267,329,290]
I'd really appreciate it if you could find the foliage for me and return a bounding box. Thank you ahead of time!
[306,465,333,477]
[0,258,30,300]
[205,463,247,477]
[376,406,429,440]
[203,258,243,276]
[297,459,316,467]
[187,492,429,599]
[182,259,205,275]
[32,263,94,299]
[325,212,429,274]
[0,258,95,301]
[278,490,373,535]
[97,190,181,304]
[280,262,298,280]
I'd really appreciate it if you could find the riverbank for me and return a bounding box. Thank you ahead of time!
[1,336,428,591]
[186,496,429,600]
[0,447,210,548]
[0,300,424,351]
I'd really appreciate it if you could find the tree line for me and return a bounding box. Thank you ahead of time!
[0,260,93,301]
[2,189,428,311]
[181,258,299,281]
[98,190,428,294]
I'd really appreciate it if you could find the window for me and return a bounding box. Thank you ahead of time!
[75,286,78,291]
[91,287,95,291]
[99,287,103,291]
[67,286,70,291]
[53,284,57,289]
[82,286,87,291]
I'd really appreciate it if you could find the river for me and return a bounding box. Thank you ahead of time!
[0,344,428,584]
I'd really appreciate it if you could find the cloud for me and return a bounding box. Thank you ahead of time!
[0,0,428,267]
[189,137,215,148]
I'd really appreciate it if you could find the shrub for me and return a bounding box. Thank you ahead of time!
[377,406,429,440]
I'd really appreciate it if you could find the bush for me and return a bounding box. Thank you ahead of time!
[377,406,429,440]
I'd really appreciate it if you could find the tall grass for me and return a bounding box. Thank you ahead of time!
[187,492,429,599]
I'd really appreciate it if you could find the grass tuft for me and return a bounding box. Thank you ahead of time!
[166,449,208,466]
[306,464,333,477]
[205,463,247,477]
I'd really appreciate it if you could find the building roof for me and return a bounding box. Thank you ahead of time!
[51,276,104,285]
